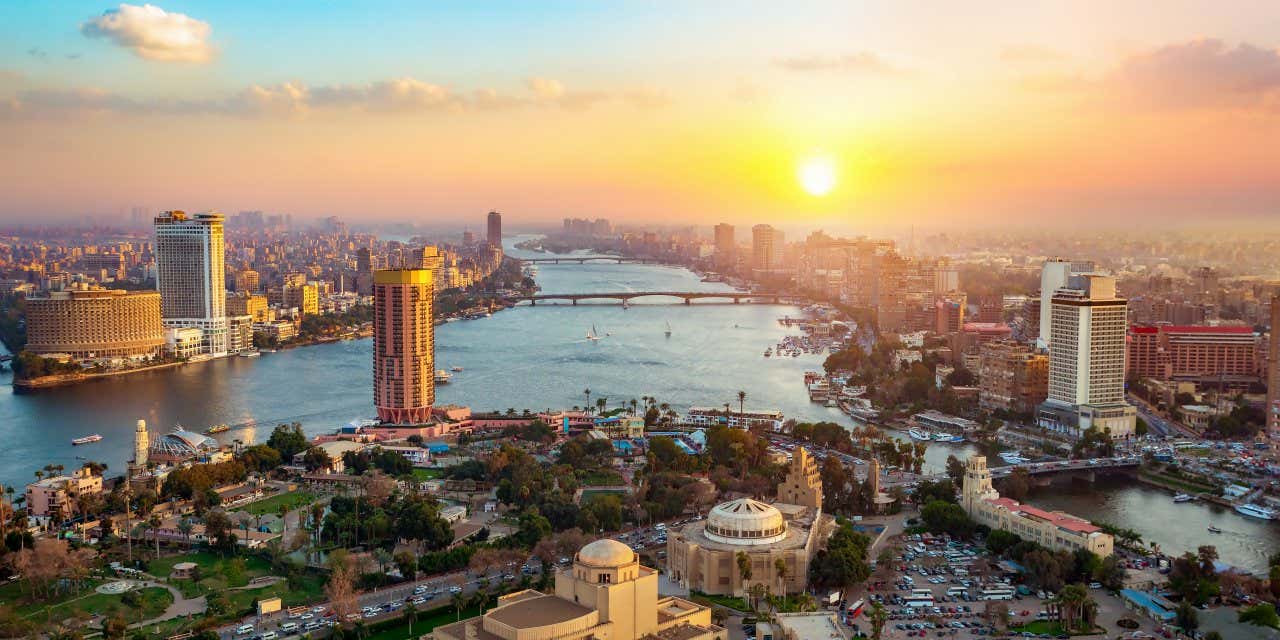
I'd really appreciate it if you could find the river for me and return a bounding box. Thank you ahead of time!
[0,236,1274,572]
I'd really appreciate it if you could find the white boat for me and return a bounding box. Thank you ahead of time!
[999,452,1030,464]
[1235,503,1276,520]
[1207,525,1222,533]
[434,370,452,384]
[908,428,933,441]
[586,324,602,341]
[72,434,103,445]
[664,321,672,338]
[1172,493,1194,503]
[451,366,464,372]
[933,433,965,443]
[239,350,261,357]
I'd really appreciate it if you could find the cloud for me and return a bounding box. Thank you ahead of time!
[81,3,214,63]
[1000,45,1065,63]
[527,77,565,101]
[526,77,610,110]
[774,52,901,74]
[1110,39,1280,110]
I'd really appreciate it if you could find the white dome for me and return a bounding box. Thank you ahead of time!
[576,539,635,568]
[705,498,787,546]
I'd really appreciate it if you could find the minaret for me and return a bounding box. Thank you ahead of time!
[132,419,150,472]
[961,455,999,516]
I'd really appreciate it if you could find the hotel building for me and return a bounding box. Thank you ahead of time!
[25,286,165,360]
[1037,259,1095,351]
[373,269,435,424]
[431,539,724,640]
[154,211,229,356]
[1037,274,1136,439]
[1127,324,1259,387]
[26,467,103,522]
[962,456,1113,557]
[487,210,503,248]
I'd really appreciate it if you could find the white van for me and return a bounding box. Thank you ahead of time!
[280,622,298,634]
[261,632,278,640]
[236,625,255,636]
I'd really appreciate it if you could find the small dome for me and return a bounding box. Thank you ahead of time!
[577,539,635,567]
[705,498,787,546]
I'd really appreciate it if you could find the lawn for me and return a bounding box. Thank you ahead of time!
[689,590,749,612]
[412,468,443,480]
[579,470,625,486]
[364,603,485,640]
[233,490,318,516]
[5,582,172,624]
[1012,620,1067,635]
[149,551,276,598]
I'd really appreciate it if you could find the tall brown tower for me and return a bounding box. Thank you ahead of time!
[776,446,822,511]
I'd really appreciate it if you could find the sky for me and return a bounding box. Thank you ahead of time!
[2,1,1280,231]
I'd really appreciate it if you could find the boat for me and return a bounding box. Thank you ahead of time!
[933,433,965,443]
[204,424,230,435]
[1207,525,1222,533]
[622,300,630,310]
[664,321,672,338]
[764,348,772,357]
[999,451,1030,464]
[1234,503,1276,520]
[451,366,464,372]
[908,428,933,441]
[71,434,103,446]
[1172,493,1194,503]
[587,324,602,341]
[239,350,261,358]
[434,370,452,384]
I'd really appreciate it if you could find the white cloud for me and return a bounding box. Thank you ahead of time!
[81,3,214,63]
[527,77,566,101]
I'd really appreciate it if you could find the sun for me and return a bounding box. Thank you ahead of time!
[797,155,837,197]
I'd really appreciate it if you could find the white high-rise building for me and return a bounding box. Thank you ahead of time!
[154,211,229,356]
[1037,258,1094,350]
[751,224,784,272]
[1037,273,1136,439]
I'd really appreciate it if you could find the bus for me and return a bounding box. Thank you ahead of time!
[980,589,1014,601]
[946,587,968,597]
[910,589,934,600]
[846,599,865,620]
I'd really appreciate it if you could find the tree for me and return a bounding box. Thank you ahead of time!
[404,600,419,636]
[736,550,752,598]
[868,601,887,640]
[325,550,359,625]
[395,550,418,581]
[267,423,309,460]
[774,557,788,595]
[302,447,333,472]
[737,390,747,416]
[945,455,965,486]
[1238,603,1279,629]
[1175,600,1199,632]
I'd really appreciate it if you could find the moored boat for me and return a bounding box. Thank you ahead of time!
[1172,493,1193,503]
[239,350,261,358]
[908,428,933,441]
[72,434,103,445]
[1207,525,1222,533]
[434,370,452,384]
[999,451,1030,464]
[1234,503,1276,520]
[204,424,230,435]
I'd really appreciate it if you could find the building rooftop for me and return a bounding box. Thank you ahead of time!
[775,613,847,640]
[988,497,1100,534]
[577,538,636,567]
[485,593,594,628]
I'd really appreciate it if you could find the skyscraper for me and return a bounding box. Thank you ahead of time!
[1267,297,1280,455]
[713,223,735,269]
[1037,258,1094,350]
[751,224,783,272]
[356,247,373,296]
[1037,274,1136,439]
[154,211,228,356]
[487,210,502,249]
[373,269,435,424]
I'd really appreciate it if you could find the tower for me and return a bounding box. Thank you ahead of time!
[131,419,150,473]
[751,224,783,272]
[154,210,228,355]
[373,269,435,424]
[961,456,999,516]
[866,457,882,497]
[776,446,822,511]
[486,210,502,249]
[1037,258,1095,350]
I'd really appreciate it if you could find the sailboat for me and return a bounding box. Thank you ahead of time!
[587,324,602,341]
[664,321,672,337]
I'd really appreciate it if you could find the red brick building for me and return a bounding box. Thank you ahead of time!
[1127,324,1260,386]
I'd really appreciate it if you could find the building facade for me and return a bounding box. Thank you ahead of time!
[25,287,165,360]
[1269,297,1280,456]
[714,223,735,270]
[432,539,724,640]
[487,210,503,248]
[373,269,435,424]
[25,467,103,521]
[751,224,784,272]
[961,456,1113,557]
[1037,259,1094,350]
[667,448,833,596]
[1037,274,1136,439]
[978,340,1049,414]
[1126,324,1259,386]
[154,211,228,356]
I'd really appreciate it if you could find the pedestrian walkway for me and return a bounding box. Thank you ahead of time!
[129,580,207,629]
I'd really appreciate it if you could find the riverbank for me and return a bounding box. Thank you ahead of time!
[13,360,186,390]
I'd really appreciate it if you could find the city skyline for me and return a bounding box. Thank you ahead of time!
[1,2,1279,229]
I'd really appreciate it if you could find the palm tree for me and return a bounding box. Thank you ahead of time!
[150,513,162,558]
[868,601,888,640]
[177,518,193,545]
[737,390,747,416]
[404,601,419,635]
[735,550,752,599]
[451,591,467,621]
[583,388,592,414]
[596,397,607,415]
[774,557,788,595]
[629,398,638,415]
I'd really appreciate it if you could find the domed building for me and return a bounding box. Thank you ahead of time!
[148,427,220,463]
[667,447,834,596]
[430,539,724,640]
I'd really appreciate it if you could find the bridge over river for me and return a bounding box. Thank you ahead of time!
[513,291,803,305]
[920,456,1142,483]
[518,256,669,265]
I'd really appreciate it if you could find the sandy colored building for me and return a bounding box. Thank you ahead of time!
[373,269,435,424]
[666,447,834,596]
[961,456,1113,557]
[25,286,165,360]
[25,467,103,520]
[978,340,1049,414]
[226,292,269,322]
[431,539,724,640]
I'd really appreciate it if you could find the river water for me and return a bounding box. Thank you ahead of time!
[0,237,1274,572]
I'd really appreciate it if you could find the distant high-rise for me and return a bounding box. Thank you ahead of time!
[356,247,373,296]
[1267,297,1280,452]
[154,211,228,356]
[713,223,735,269]
[1037,258,1094,350]
[1037,274,1135,439]
[487,210,502,248]
[751,224,784,272]
[373,269,435,424]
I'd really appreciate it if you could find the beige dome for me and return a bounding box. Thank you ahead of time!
[705,498,787,546]
[576,538,635,567]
